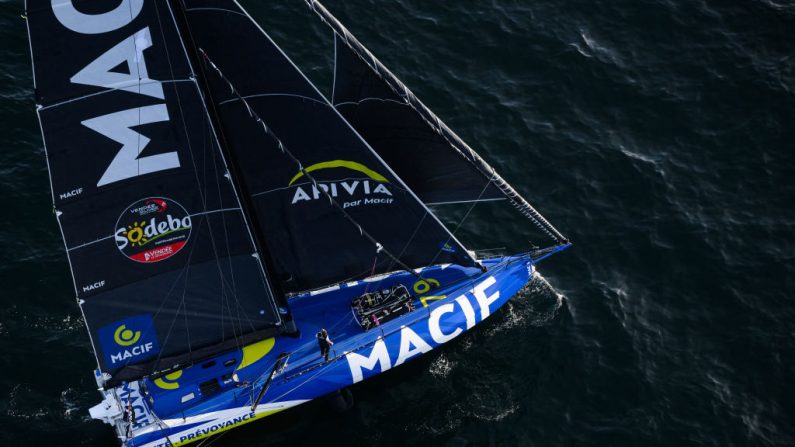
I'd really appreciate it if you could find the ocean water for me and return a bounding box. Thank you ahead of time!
[1,0,793,446]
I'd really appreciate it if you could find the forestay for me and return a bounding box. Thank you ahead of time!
[181,0,478,294]
[27,0,283,386]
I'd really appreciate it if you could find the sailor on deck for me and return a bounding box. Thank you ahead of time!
[317,328,334,362]
[125,400,136,439]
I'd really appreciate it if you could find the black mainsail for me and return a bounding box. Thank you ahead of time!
[309,0,568,244]
[27,0,284,385]
[181,0,478,294]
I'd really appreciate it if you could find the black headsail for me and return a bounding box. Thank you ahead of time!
[27,0,284,386]
[332,34,504,206]
[308,0,568,245]
[180,0,478,294]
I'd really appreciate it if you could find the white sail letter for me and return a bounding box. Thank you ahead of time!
[82,104,180,187]
[52,0,144,35]
[71,27,164,99]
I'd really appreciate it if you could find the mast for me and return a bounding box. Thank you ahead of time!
[169,0,296,332]
[306,0,569,245]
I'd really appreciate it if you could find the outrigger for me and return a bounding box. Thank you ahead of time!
[26,1,569,446]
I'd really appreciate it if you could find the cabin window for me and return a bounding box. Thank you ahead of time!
[201,360,216,369]
[199,379,221,397]
[180,393,195,403]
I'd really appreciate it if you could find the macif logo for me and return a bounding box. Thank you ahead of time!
[114,324,141,346]
[98,315,159,367]
[153,370,183,390]
[288,160,394,208]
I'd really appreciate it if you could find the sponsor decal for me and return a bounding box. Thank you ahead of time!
[177,412,257,443]
[129,198,168,216]
[114,197,191,263]
[98,314,159,367]
[346,276,499,383]
[118,381,153,430]
[288,159,394,208]
[59,187,83,200]
[142,402,307,447]
[82,280,106,293]
[439,242,457,253]
[154,370,182,390]
[114,324,141,346]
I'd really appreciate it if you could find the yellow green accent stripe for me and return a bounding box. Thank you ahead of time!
[236,338,276,371]
[154,370,183,390]
[288,160,389,185]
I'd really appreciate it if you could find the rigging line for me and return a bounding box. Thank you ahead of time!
[287,257,394,298]
[201,111,246,354]
[331,28,337,102]
[195,429,230,447]
[371,212,429,292]
[308,0,567,244]
[198,49,436,288]
[175,0,287,326]
[426,197,506,206]
[197,112,236,351]
[362,254,379,294]
[155,0,232,312]
[153,1,218,275]
[146,407,177,447]
[144,238,201,372]
[131,0,143,182]
[181,258,193,362]
[65,208,241,252]
[112,238,199,374]
[166,1,267,344]
[228,0,477,270]
[221,274,243,353]
[428,178,494,268]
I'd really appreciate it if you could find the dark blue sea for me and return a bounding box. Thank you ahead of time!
[1,0,793,445]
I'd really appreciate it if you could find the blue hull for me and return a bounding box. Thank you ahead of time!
[116,252,562,446]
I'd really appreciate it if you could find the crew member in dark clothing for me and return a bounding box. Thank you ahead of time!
[317,328,334,362]
[125,400,136,439]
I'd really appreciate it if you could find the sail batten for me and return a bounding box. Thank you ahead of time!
[308,0,568,244]
[27,0,284,386]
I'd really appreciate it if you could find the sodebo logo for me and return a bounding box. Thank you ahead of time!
[114,197,192,263]
[98,315,160,367]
